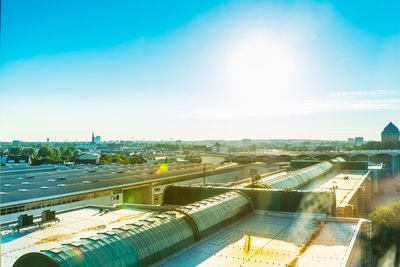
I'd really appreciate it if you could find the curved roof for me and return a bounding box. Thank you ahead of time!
[177,191,253,239]
[265,161,333,190]
[13,191,253,267]
[382,122,399,134]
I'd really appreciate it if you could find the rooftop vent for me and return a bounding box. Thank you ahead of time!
[4,184,11,187]
[21,182,31,185]
[57,184,67,187]
[48,179,56,182]
[41,210,56,222]
[40,186,49,189]
[18,189,29,192]
[18,214,33,227]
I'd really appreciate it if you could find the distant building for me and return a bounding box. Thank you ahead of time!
[12,140,21,146]
[5,156,31,165]
[348,137,363,146]
[354,137,364,146]
[47,138,50,143]
[212,142,228,153]
[94,136,101,143]
[381,122,400,143]
[75,153,100,164]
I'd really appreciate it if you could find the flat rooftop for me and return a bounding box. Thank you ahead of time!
[156,212,361,267]
[0,163,223,205]
[1,206,149,267]
[300,170,368,207]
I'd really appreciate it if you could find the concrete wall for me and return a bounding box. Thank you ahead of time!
[336,175,372,218]
[346,220,372,267]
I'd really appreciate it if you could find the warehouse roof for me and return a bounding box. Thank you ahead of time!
[299,170,369,207]
[156,211,366,267]
[1,206,149,267]
[4,196,369,267]
[0,163,225,206]
[10,191,254,267]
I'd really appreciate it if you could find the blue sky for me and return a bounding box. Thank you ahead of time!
[1,0,399,141]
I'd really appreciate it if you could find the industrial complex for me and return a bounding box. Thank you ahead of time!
[0,162,277,222]
[1,151,385,267]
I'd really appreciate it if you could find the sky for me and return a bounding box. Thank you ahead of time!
[0,0,400,142]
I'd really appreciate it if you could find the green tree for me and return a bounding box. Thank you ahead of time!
[119,154,129,164]
[38,146,54,158]
[99,154,112,163]
[369,201,400,258]
[130,156,145,164]
[53,148,61,160]
[72,150,80,159]
[8,147,22,156]
[61,148,73,161]
[31,158,44,166]
[21,147,36,157]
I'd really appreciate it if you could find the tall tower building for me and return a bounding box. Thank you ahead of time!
[381,122,400,143]
[91,132,95,144]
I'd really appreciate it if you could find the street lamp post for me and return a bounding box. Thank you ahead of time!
[203,164,206,185]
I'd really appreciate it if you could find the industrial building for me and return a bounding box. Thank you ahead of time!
[5,190,371,267]
[381,122,400,143]
[1,158,376,266]
[208,149,400,178]
[0,162,275,222]
[198,159,373,218]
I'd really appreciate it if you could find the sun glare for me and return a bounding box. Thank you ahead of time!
[224,37,296,104]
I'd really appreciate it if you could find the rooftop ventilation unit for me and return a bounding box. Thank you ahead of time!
[18,214,33,227]
[41,210,56,222]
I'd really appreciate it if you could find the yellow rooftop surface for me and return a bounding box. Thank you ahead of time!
[299,171,368,207]
[1,207,148,266]
[156,212,363,267]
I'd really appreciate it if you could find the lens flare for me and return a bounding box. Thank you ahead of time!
[156,163,169,174]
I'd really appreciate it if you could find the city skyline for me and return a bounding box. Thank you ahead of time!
[1,0,400,141]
